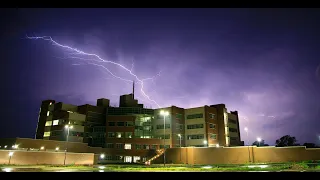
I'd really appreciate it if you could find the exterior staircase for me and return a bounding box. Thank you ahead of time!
[145,149,165,165]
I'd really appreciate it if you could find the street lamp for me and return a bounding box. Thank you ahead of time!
[216,144,220,148]
[178,134,182,147]
[100,154,105,159]
[64,124,73,165]
[203,140,208,147]
[257,137,262,147]
[55,147,59,151]
[160,110,169,166]
[8,152,14,164]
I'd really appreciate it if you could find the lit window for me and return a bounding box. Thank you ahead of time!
[53,120,59,126]
[44,132,51,137]
[45,121,52,126]
[47,111,50,116]
[116,132,123,138]
[124,144,132,150]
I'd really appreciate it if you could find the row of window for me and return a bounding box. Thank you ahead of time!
[156,124,171,129]
[186,123,216,129]
[45,120,83,127]
[187,134,204,139]
[186,113,203,119]
[186,113,215,120]
[187,124,203,129]
[105,143,158,150]
[187,134,217,140]
[44,131,84,137]
[102,155,147,163]
[229,128,238,133]
[108,121,134,127]
[107,132,133,138]
[106,132,220,140]
[155,134,171,139]
[228,119,237,124]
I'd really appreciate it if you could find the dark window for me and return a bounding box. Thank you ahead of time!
[209,123,216,129]
[187,124,203,129]
[107,132,115,138]
[126,121,134,126]
[176,113,183,119]
[186,113,203,119]
[125,132,133,138]
[106,143,114,148]
[156,124,170,129]
[229,128,238,133]
[115,143,124,149]
[230,137,237,141]
[135,144,142,150]
[108,122,115,126]
[209,113,215,119]
[157,134,170,139]
[117,122,125,126]
[106,155,113,160]
[210,134,217,139]
[187,134,204,139]
[228,119,237,124]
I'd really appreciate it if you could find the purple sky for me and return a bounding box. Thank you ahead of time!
[1,8,320,145]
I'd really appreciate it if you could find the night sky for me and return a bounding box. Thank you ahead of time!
[1,8,320,145]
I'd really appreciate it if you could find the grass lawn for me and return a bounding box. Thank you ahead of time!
[1,162,320,172]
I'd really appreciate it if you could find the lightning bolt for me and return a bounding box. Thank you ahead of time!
[26,35,161,108]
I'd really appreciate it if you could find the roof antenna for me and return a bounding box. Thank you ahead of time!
[132,80,135,99]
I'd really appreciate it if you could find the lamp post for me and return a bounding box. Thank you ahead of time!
[257,137,262,147]
[64,124,73,165]
[160,110,169,167]
[244,127,251,163]
[178,134,182,147]
[8,152,14,164]
[178,134,182,163]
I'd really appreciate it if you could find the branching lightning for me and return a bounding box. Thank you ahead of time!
[26,35,161,108]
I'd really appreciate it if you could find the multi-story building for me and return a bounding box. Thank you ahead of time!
[154,104,243,148]
[36,98,108,145]
[35,89,243,163]
[36,96,243,148]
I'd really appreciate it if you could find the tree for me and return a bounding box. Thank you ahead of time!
[252,139,265,147]
[275,135,298,147]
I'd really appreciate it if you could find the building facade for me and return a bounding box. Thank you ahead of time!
[35,93,243,163]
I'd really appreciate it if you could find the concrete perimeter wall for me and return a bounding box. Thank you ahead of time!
[0,150,94,165]
[154,146,320,165]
